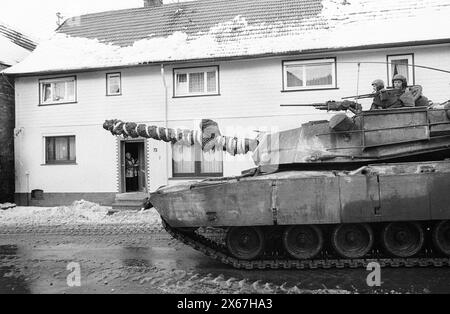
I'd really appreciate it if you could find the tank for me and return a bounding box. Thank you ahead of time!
[103,101,450,269]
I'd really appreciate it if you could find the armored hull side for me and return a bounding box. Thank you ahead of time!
[151,160,450,267]
[152,160,450,228]
[150,171,337,228]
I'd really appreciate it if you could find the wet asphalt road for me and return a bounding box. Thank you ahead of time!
[1,228,450,294]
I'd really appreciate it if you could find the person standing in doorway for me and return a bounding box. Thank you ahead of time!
[125,152,139,192]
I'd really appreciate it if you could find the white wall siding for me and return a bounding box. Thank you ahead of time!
[15,67,167,127]
[14,43,450,196]
[161,44,450,123]
[14,125,118,193]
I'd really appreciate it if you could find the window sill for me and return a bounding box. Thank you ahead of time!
[173,93,221,99]
[281,87,339,92]
[41,162,78,166]
[39,101,78,106]
[169,176,222,180]
[106,93,122,97]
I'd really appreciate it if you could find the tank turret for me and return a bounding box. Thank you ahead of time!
[104,101,450,171]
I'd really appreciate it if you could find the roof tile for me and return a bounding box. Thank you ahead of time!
[57,0,324,47]
[0,22,37,51]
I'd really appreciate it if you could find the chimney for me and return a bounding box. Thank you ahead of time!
[144,0,163,7]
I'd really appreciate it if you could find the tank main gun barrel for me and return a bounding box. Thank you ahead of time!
[103,119,258,156]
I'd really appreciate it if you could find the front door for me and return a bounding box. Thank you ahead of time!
[121,140,147,193]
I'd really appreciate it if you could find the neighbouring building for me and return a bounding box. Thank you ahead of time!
[0,22,36,203]
[3,0,450,206]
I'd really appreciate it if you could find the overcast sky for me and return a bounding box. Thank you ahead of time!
[0,0,189,42]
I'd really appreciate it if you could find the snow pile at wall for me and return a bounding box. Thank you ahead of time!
[0,199,162,227]
[3,0,450,74]
[0,203,16,210]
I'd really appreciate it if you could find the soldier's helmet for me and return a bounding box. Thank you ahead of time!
[392,74,407,88]
[371,79,385,91]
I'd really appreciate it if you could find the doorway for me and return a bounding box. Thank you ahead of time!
[121,140,147,193]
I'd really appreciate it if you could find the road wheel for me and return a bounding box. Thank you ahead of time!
[381,222,424,257]
[226,227,265,260]
[432,220,450,256]
[282,225,323,259]
[332,223,374,258]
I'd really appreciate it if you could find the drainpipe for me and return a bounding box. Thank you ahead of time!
[25,171,30,206]
[160,64,169,185]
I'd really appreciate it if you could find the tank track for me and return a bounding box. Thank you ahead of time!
[162,220,450,270]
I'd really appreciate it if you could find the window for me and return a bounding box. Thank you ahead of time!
[39,76,76,105]
[283,58,336,91]
[174,66,219,97]
[106,73,121,96]
[387,54,414,86]
[45,136,76,164]
[172,143,223,177]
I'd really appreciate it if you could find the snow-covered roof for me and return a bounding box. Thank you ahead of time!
[4,0,450,75]
[0,22,37,66]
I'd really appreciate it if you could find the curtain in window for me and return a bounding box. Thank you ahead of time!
[43,84,52,102]
[55,137,69,160]
[189,72,204,93]
[46,136,76,162]
[66,81,75,100]
[68,136,76,160]
[173,143,195,174]
[176,73,187,95]
[201,147,223,173]
[54,82,66,101]
[305,64,332,86]
[108,75,120,94]
[43,80,75,102]
[391,59,409,81]
[207,71,216,92]
[46,138,55,161]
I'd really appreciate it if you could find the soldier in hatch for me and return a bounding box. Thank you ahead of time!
[370,79,386,110]
[368,77,406,109]
[370,74,429,109]
[390,74,429,108]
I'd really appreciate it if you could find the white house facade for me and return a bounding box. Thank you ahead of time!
[4,0,450,206]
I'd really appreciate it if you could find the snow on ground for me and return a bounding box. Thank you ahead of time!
[0,200,162,227]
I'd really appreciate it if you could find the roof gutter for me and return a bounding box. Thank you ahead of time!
[7,38,450,77]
